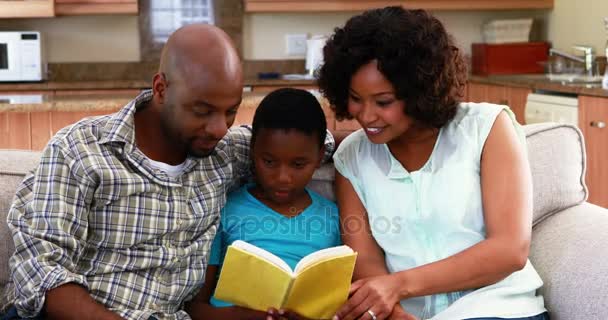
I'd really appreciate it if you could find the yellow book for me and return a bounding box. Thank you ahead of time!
[214,240,357,320]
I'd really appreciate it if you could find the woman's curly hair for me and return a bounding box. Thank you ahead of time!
[317,6,467,128]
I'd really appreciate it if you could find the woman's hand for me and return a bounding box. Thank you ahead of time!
[266,308,313,320]
[333,274,403,320]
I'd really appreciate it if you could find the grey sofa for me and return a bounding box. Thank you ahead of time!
[0,123,607,319]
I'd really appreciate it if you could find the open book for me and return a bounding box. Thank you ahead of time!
[214,240,357,319]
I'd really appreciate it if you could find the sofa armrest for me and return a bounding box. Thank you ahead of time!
[530,202,608,320]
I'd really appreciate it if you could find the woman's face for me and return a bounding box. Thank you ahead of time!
[347,60,414,144]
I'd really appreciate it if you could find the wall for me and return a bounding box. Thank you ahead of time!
[242,10,549,60]
[0,16,140,63]
[547,0,607,56]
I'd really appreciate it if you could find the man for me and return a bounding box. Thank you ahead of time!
[3,24,334,320]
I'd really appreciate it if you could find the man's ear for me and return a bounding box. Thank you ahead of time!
[152,72,168,104]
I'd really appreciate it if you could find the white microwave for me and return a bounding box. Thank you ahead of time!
[0,31,45,82]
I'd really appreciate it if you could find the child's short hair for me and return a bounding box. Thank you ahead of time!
[251,88,327,149]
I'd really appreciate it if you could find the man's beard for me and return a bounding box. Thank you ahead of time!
[159,105,219,159]
[186,142,215,158]
[159,108,191,156]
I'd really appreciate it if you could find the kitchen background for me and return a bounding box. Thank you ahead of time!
[0,0,607,207]
[0,0,605,62]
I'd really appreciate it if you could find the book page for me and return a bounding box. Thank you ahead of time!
[294,245,354,274]
[232,240,293,275]
[283,253,357,319]
[214,243,294,312]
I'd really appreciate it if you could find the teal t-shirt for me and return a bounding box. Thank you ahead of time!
[208,184,341,307]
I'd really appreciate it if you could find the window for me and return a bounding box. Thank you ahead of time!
[149,0,215,43]
[139,0,242,61]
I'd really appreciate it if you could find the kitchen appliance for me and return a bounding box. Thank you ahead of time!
[283,35,328,80]
[472,42,549,76]
[0,31,45,82]
[525,92,578,126]
[305,35,327,78]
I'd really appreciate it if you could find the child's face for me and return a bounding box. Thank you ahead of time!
[252,128,323,206]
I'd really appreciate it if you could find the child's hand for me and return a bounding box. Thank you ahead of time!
[266,307,313,320]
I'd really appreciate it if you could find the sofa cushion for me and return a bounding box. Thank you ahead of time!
[530,202,608,320]
[0,149,41,288]
[307,163,336,202]
[523,123,587,225]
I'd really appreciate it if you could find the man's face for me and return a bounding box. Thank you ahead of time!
[159,73,242,157]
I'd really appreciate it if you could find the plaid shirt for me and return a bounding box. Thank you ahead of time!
[7,90,335,320]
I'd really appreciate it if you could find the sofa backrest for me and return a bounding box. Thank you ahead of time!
[523,123,587,225]
[0,150,42,288]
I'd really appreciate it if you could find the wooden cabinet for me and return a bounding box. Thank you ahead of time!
[578,95,608,208]
[466,82,530,124]
[0,0,137,17]
[54,0,138,15]
[0,109,114,150]
[0,0,54,18]
[0,89,134,150]
[244,0,553,12]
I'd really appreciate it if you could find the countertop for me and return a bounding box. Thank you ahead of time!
[0,91,328,113]
[0,93,136,112]
[0,80,151,91]
[1,75,606,112]
[0,78,317,92]
[468,75,608,98]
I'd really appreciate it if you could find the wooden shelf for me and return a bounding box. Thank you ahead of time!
[0,0,54,18]
[244,0,554,12]
[54,0,138,15]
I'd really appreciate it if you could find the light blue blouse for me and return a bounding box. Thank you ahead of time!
[333,103,546,320]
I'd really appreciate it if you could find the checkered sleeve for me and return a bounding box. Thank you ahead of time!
[224,126,253,192]
[7,142,95,317]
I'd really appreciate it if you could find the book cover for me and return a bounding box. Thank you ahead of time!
[214,240,357,319]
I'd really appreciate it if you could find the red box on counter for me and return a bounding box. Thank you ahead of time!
[471,42,550,76]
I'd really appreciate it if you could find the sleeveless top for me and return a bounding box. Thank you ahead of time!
[333,103,546,319]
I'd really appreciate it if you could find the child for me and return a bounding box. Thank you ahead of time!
[191,88,341,319]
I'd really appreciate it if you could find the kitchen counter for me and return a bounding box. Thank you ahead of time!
[0,78,316,92]
[1,75,605,112]
[469,75,608,98]
[0,80,151,91]
[0,91,331,113]
[244,78,315,86]
[0,93,135,112]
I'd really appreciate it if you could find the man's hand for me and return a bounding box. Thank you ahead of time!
[45,283,122,320]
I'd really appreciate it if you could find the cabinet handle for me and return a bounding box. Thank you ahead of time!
[590,121,606,128]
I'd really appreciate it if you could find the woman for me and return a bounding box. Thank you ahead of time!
[318,7,549,320]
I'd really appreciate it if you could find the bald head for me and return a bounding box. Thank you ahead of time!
[159,24,242,87]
